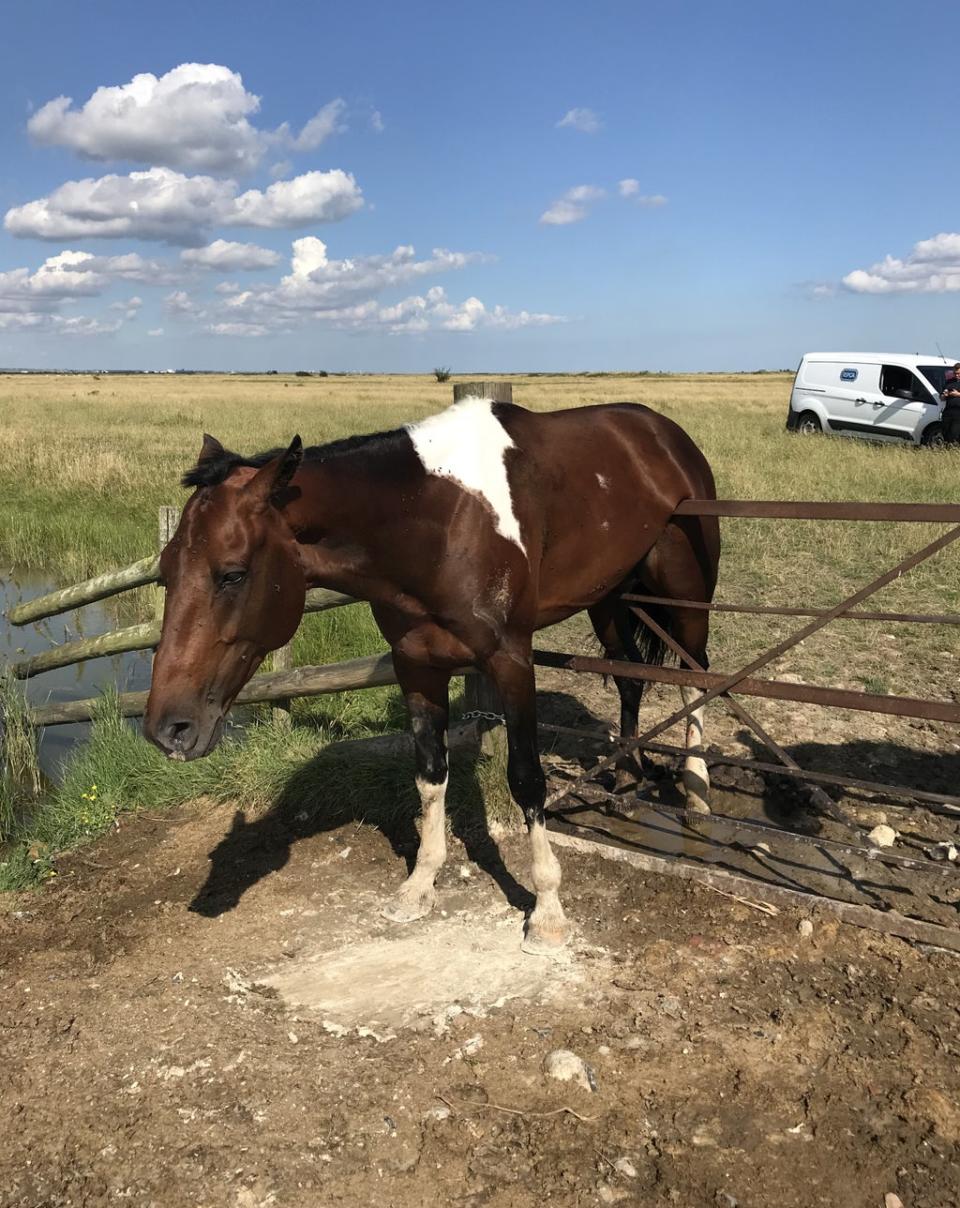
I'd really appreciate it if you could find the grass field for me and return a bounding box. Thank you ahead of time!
[2,371,959,889]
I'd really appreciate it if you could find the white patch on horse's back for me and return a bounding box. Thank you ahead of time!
[406,398,525,552]
[596,472,609,490]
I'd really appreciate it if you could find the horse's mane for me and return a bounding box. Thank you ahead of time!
[181,428,406,488]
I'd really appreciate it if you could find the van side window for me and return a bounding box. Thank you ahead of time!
[880,366,927,400]
[918,365,948,395]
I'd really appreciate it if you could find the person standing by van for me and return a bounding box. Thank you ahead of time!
[941,364,960,444]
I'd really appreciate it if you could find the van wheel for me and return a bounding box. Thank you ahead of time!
[921,422,945,448]
[797,411,822,435]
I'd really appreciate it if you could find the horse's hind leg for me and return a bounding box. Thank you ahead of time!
[588,596,645,793]
[381,658,451,923]
[638,519,717,815]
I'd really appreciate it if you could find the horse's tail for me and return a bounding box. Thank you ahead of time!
[612,573,670,669]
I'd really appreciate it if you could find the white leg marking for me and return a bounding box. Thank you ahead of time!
[522,820,569,956]
[381,776,448,923]
[681,686,711,814]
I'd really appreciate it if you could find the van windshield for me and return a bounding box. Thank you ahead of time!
[918,365,950,395]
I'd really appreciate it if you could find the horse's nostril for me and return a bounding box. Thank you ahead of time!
[163,718,198,754]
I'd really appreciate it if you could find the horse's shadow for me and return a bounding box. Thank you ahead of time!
[188,727,536,919]
[189,690,615,920]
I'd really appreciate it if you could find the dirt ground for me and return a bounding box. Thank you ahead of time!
[2,764,960,1208]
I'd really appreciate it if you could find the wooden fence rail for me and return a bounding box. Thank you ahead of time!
[11,586,356,680]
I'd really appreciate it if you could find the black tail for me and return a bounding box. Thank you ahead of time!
[613,576,670,669]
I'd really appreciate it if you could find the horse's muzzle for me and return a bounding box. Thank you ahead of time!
[145,711,225,761]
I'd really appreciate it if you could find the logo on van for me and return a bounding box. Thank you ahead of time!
[840,368,858,382]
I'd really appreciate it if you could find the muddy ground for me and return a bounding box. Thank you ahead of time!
[2,764,960,1208]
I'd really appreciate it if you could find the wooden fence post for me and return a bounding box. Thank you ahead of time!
[453,381,511,756]
[154,506,180,646]
[271,643,293,726]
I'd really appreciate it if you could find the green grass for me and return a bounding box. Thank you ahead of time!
[0,691,516,893]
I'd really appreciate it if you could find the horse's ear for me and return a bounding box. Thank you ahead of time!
[247,436,303,509]
[199,433,226,463]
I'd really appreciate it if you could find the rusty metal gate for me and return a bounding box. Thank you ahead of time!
[530,499,960,952]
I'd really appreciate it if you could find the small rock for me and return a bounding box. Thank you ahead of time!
[884,1195,904,1208]
[598,1185,628,1205]
[423,1104,451,1122]
[288,1032,299,1044]
[461,1035,484,1057]
[868,824,897,848]
[338,846,351,859]
[929,841,958,862]
[797,919,814,939]
[614,1157,638,1178]
[458,864,472,879]
[543,1048,597,1093]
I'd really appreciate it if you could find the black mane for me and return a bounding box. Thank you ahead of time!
[181,427,406,489]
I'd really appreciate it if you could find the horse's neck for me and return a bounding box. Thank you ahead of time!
[284,456,406,598]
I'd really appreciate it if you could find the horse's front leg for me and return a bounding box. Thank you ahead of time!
[381,657,451,923]
[486,645,569,955]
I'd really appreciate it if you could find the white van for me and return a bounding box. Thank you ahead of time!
[786,352,956,445]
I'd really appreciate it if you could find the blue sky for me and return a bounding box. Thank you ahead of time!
[1,0,959,371]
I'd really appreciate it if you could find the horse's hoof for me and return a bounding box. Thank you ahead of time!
[685,797,712,816]
[380,887,437,923]
[521,916,570,957]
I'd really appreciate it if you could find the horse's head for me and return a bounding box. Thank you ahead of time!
[144,434,306,761]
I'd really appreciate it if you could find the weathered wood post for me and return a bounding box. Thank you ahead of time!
[154,506,180,644]
[453,381,512,755]
[271,642,293,726]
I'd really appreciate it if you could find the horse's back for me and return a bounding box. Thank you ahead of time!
[497,401,715,517]
[491,402,717,617]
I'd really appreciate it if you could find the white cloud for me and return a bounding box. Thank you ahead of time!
[27,63,348,174]
[275,236,485,307]
[539,184,605,226]
[269,160,293,179]
[556,108,602,134]
[4,166,364,245]
[180,239,281,270]
[164,289,205,318]
[843,232,960,294]
[207,284,563,337]
[286,98,347,151]
[618,180,667,208]
[370,110,384,134]
[147,327,164,336]
[0,251,171,318]
[194,238,563,337]
[229,171,362,228]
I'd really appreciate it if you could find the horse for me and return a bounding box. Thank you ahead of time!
[144,396,720,954]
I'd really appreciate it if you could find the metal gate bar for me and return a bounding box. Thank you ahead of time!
[549,787,953,877]
[534,650,960,723]
[539,508,960,814]
[537,721,960,814]
[627,600,839,818]
[622,594,960,627]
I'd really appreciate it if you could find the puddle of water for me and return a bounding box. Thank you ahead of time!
[1,567,153,780]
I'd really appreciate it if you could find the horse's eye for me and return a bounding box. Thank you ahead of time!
[220,569,247,588]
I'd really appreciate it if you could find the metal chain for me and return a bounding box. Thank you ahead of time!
[460,709,505,725]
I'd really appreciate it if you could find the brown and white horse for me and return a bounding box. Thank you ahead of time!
[144,397,720,953]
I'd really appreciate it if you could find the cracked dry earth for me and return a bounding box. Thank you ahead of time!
[1,797,959,1208]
